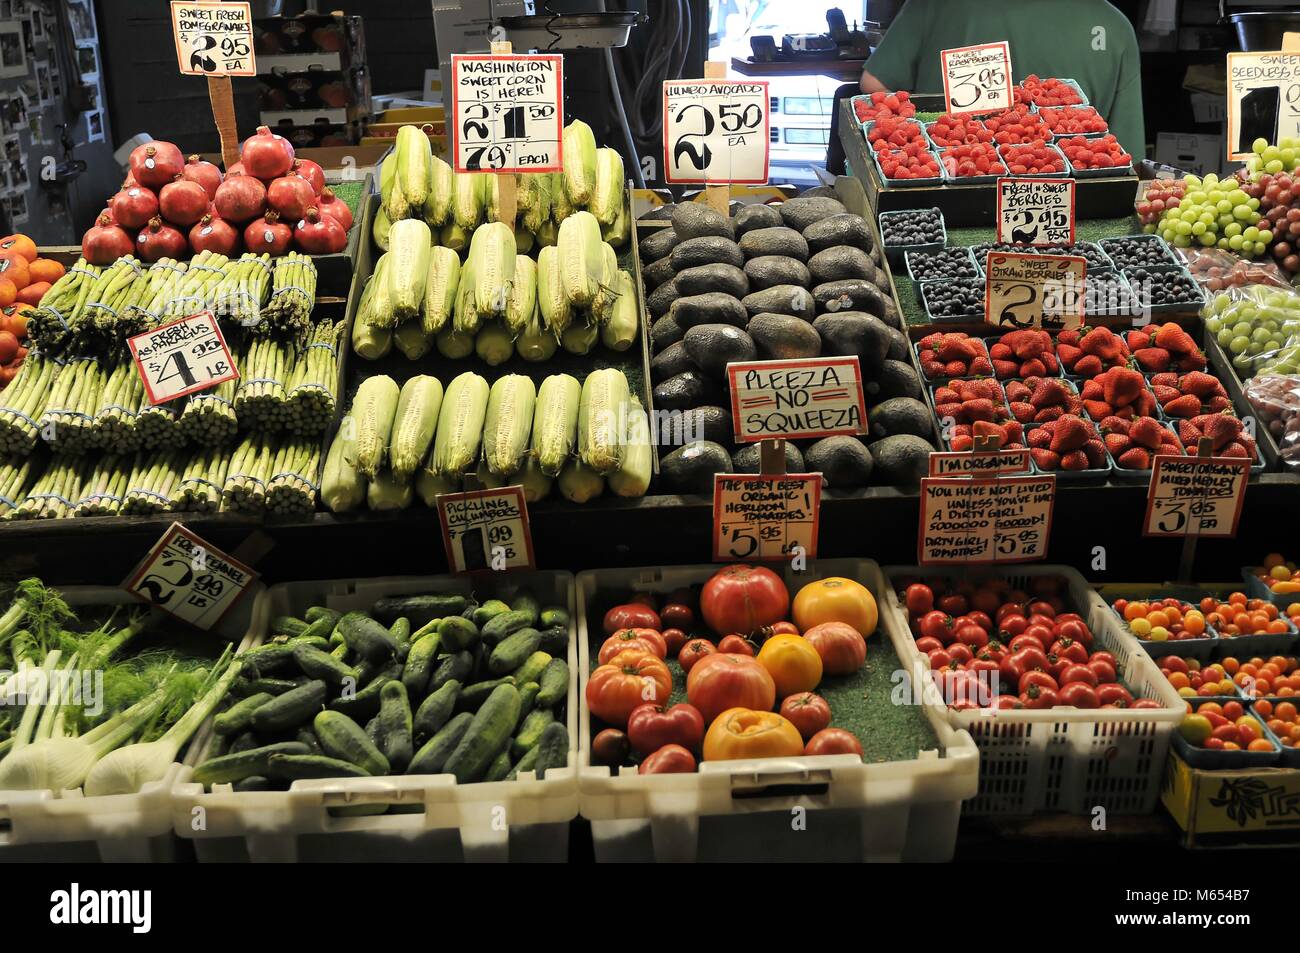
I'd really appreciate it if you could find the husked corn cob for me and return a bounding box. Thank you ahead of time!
[390,125,432,220]
[608,396,651,498]
[440,221,471,254]
[469,221,517,318]
[517,307,558,363]
[482,374,536,476]
[536,245,571,334]
[452,171,484,229]
[550,172,573,223]
[424,154,453,228]
[591,147,625,225]
[453,257,482,335]
[505,255,537,335]
[561,318,598,355]
[558,458,603,504]
[422,246,461,335]
[601,269,639,352]
[578,368,630,474]
[562,119,597,205]
[379,146,401,223]
[372,204,392,251]
[390,375,444,480]
[592,241,620,323]
[558,211,603,309]
[513,455,553,503]
[601,193,629,248]
[351,375,401,479]
[431,372,489,476]
[531,373,581,476]
[436,326,475,359]
[385,219,432,322]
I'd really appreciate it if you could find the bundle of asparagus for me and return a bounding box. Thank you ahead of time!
[266,438,322,515]
[221,433,275,514]
[122,449,184,515]
[172,446,231,514]
[93,362,145,454]
[0,352,57,456]
[213,253,273,329]
[11,454,84,520]
[157,251,230,321]
[285,320,342,434]
[73,454,129,517]
[0,453,40,518]
[82,256,147,348]
[39,357,105,454]
[262,252,318,337]
[24,260,102,351]
[178,376,238,445]
[233,336,292,431]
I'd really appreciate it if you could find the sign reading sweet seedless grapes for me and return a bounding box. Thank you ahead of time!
[663,79,770,184]
[127,311,239,405]
[1226,51,1300,162]
[450,54,564,173]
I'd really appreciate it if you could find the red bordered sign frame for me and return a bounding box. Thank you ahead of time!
[1142,454,1250,538]
[995,177,1077,247]
[711,472,822,562]
[436,485,537,574]
[127,310,239,406]
[726,356,868,444]
[450,53,565,174]
[940,41,1013,116]
[661,77,771,185]
[917,472,1056,566]
[123,522,259,630]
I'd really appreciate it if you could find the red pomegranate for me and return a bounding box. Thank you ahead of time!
[181,155,223,199]
[294,207,347,254]
[190,213,242,256]
[316,187,353,231]
[82,212,135,265]
[290,158,325,194]
[135,217,188,262]
[241,125,295,181]
[159,177,209,227]
[213,173,267,224]
[121,174,137,189]
[266,174,315,221]
[109,186,160,230]
[226,161,246,176]
[244,212,293,255]
[129,140,185,190]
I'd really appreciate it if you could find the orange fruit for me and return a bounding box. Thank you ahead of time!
[15,281,48,307]
[0,234,35,263]
[1255,698,1274,718]
[1265,553,1288,569]
[1230,591,1248,605]
[1222,657,1240,674]
[1124,602,1147,622]
[1248,739,1274,752]
[26,258,64,285]
[1167,672,1191,690]
[0,278,13,308]
[0,253,29,290]
[1276,702,1297,722]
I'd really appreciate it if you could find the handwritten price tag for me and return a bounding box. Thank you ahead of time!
[663,79,770,184]
[451,54,563,173]
[726,357,867,443]
[127,311,238,405]
[941,41,1013,115]
[124,523,257,630]
[713,473,821,561]
[437,486,536,573]
[170,1,255,77]
[919,474,1055,565]
[1144,456,1250,538]
[985,252,1087,331]
[928,449,1031,477]
[1226,51,1300,162]
[996,178,1076,246]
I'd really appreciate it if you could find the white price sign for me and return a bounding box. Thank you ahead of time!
[928,449,1031,477]
[1143,456,1250,538]
[450,54,563,173]
[726,357,867,443]
[127,310,238,405]
[1226,51,1300,162]
[941,41,1013,115]
[984,252,1087,331]
[919,474,1055,565]
[170,1,255,77]
[996,177,1076,246]
[437,486,536,573]
[124,523,257,630]
[712,473,821,562]
[663,79,770,184]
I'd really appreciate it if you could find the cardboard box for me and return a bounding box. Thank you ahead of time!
[1190,91,1227,124]
[258,68,370,114]
[1162,749,1300,848]
[254,13,365,61]
[1155,132,1224,176]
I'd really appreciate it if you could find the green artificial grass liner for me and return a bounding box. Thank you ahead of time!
[327,179,366,218]
[915,111,944,123]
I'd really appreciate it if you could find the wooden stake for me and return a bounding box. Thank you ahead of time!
[1177,437,1214,583]
[1284,32,1300,52]
[491,39,517,226]
[207,76,241,170]
[703,61,730,219]
[972,434,1003,453]
[759,438,787,476]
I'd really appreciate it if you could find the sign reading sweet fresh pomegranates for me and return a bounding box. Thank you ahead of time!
[170,1,256,77]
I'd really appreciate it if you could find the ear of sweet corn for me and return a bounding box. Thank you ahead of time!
[483,374,537,476]
[600,269,638,352]
[517,307,558,363]
[469,221,517,318]
[386,218,432,321]
[422,245,461,335]
[452,171,484,229]
[321,423,366,512]
[591,147,625,225]
[558,210,603,309]
[386,126,432,221]
[521,174,552,233]
[423,154,453,227]
[353,257,393,358]
[550,172,573,223]
[389,375,444,481]
[431,372,489,476]
[531,373,581,476]
[352,375,401,479]
[608,396,651,498]
[578,368,630,474]
[504,255,537,336]
[536,245,571,334]
[560,318,598,355]
[558,458,604,503]
[452,257,482,334]
[600,193,629,248]
[440,221,471,254]
[562,119,597,206]
[372,204,393,251]
[474,319,515,366]
[591,241,620,324]
[368,470,414,511]
[415,466,460,507]
[379,148,402,222]
[512,455,553,502]
[393,321,431,360]
[436,325,475,359]
[366,252,398,329]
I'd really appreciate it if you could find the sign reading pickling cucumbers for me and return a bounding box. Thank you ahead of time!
[436,486,536,573]
[124,522,257,630]
[450,54,564,173]
[170,2,255,76]
[713,473,821,561]
[662,78,770,184]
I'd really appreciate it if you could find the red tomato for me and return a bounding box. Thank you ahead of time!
[999,613,1028,637]
[700,565,789,636]
[779,691,832,740]
[1129,698,1163,709]
[598,628,667,664]
[1019,670,1058,694]
[1058,681,1100,708]
[718,633,756,656]
[803,621,867,675]
[639,743,697,775]
[686,653,777,724]
[586,650,674,727]
[804,728,863,757]
[1089,651,1118,670]
[1027,600,1057,618]
[1059,663,1098,687]
[978,640,1009,663]
[1055,618,1091,646]
[937,593,968,616]
[602,603,662,635]
[661,627,688,657]
[904,584,934,617]
[928,648,953,670]
[627,702,706,755]
[768,621,800,636]
[678,639,717,673]
[947,643,973,665]
[972,588,1002,617]
[1024,623,1054,647]
[1008,633,1044,654]
[954,623,989,649]
[919,610,954,641]
[963,611,994,633]
[591,728,630,766]
[1087,658,1117,684]
[1008,645,1049,676]
[1020,684,1059,709]
[1097,684,1133,707]
[994,694,1024,710]
[1049,638,1088,664]
[915,636,944,654]
[660,603,695,629]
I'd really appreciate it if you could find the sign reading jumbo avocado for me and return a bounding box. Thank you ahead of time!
[726,357,868,443]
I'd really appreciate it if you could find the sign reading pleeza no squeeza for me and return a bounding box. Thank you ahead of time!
[726,357,867,443]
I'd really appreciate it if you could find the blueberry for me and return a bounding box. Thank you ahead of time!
[881,207,944,246]
[1039,241,1112,271]
[907,248,978,280]
[922,277,985,318]
[1125,266,1201,306]
[1098,236,1177,270]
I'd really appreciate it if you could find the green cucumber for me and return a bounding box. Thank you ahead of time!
[537,625,568,657]
[518,682,540,718]
[389,617,412,647]
[329,663,401,721]
[510,591,540,625]
[488,628,541,675]
[379,681,414,772]
[536,658,569,709]
[250,680,328,734]
[314,710,389,775]
[268,753,372,780]
[299,610,342,642]
[207,732,230,758]
[534,723,569,779]
[456,676,515,713]
[430,651,473,692]
[240,642,296,676]
[506,746,540,780]
[443,683,522,783]
[243,677,303,696]
[481,609,533,646]
[295,727,323,755]
[373,594,469,627]
[228,732,259,754]
[401,632,442,696]
[414,679,460,740]
[293,643,358,687]
[271,615,310,637]
[233,776,272,792]
[539,606,569,628]
[213,692,275,736]
[366,715,384,748]
[407,711,473,774]
[511,708,555,760]
[305,606,337,623]
[471,640,491,681]
[514,651,551,686]
[290,635,331,652]
[338,611,398,662]
[193,741,312,786]
[437,616,479,651]
[483,749,512,782]
[472,599,512,627]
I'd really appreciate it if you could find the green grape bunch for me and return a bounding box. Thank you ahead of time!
[1145,172,1271,257]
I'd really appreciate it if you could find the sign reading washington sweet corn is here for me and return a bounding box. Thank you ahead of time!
[451,54,564,174]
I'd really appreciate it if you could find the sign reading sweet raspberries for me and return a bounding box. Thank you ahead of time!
[941,42,1013,115]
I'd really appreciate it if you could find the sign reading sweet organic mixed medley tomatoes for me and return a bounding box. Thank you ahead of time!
[1143,456,1250,538]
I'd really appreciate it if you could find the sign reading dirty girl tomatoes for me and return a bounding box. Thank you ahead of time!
[663,79,770,184]
[726,357,867,442]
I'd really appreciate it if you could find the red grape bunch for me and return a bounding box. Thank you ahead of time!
[1136,179,1186,227]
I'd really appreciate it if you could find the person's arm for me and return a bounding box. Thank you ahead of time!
[860,70,889,94]
[858,0,928,92]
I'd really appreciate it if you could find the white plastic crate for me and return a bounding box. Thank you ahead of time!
[577,559,980,862]
[882,565,1184,816]
[170,573,580,862]
[0,584,257,862]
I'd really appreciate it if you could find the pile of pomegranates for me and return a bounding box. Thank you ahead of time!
[82,127,352,266]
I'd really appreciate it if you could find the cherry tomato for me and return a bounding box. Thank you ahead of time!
[639,743,697,775]
[904,584,934,617]
[660,603,695,629]
[678,639,717,673]
[718,633,757,656]
[919,611,954,641]
[661,627,688,657]
[1059,663,1098,687]
[804,728,864,757]
[779,691,832,740]
[627,702,706,756]
[1058,681,1100,708]
[937,594,968,616]
[768,621,800,636]
[591,728,630,767]
[915,636,945,654]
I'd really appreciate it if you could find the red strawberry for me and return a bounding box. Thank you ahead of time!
[1103,432,1132,455]
[1060,449,1090,470]
[1203,413,1243,450]
[1030,448,1061,470]
[969,356,994,376]
[1129,417,1164,451]
[922,359,946,378]
[1150,372,1178,388]
[1041,354,1060,373]
[943,360,967,376]
[990,342,1014,360]
[1215,442,1249,459]
[1099,415,1130,434]
[1012,332,1047,360]
[1179,371,1221,399]
[962,398,998,422]
[1205,395,1232,413]
[1028,428,1051,448]
[1057,343,1083,368]
[1020,358,1047,377]
[1101,367,1144,408]
[1030,377,1070,409]
[1133,347,1170,372]
[935,401,962,419]
[1080,326,1124,360]
[950,434,974,451]
[1151,384,1181,405]
[1163,394,1202,418]
[1011,401,1035,423]
[935,385,960,403]
[1004,420,1025,443]
[1127,329,1152,350]
[1082,439,1106,468]
[1176,419,1201,445]
[1036,406,1065,422]
[1074,354,1104,378]
[1133,390,1157,418]
[1177,353,1207,372]
[919,333,941,350]
[992,359,1020,379]
[1049,415,1090,453]
[1083,399,1112,419]
[938,336,975,361]
[1117,447,1152,469]
[1153,321,1196,355]
[1057,329,1082,347]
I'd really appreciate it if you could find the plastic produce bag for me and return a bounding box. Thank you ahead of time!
[1202,283,1300,379]
[1176,246,1290,291]
[1245,374,1300,470]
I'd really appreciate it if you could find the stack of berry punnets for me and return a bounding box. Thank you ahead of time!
[852,90,916,122]
[1006,376,1082,424]
[867,117,927,152]
[1057,134,1132,170]
[1125,322,1207,373]
[1039,105,1108,136]
[989,329,1060,378]
[932,378,1011,426]
[948,418,1026,452]
[1019,75,1086,107]
[1149,370,1232,418]
[1102,415,1182,470]
[916,331,991,379]
[1026,414,1107,471]
[1079,366,1158,420]
[1056,326,1130,377]
[1174,413,1258,461]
